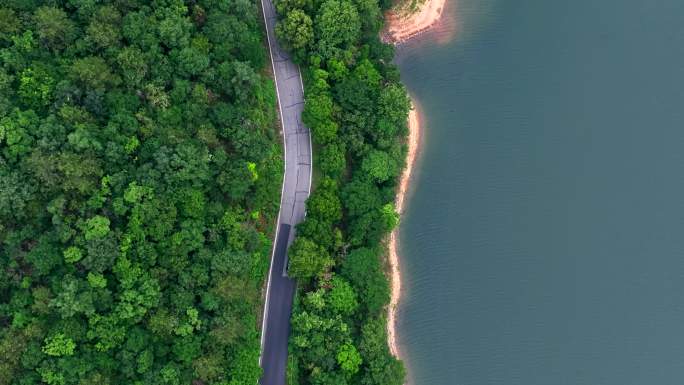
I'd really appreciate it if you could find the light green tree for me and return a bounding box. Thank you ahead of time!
[276,9,313,59]
[381,203,400,230]
[43,333,76,357]
[87,272,107,288]
[288,237,333,279]
[302,92,338,143]
[328,277,358,316]
[84,215,111,240]
[336,343,362,374]
[63,246,83,263]
[361,149,398,182]
[18,67,54,108]
[315,0,361,59]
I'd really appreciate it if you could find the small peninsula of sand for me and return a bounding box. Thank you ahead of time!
[383,0,447,43]
[387,99,422,360]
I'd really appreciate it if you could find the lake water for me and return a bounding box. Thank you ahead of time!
[395,1,684,384]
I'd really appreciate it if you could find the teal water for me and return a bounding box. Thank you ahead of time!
[395,1,684,384]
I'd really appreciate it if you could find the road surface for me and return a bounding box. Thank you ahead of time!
[258,0,312,383]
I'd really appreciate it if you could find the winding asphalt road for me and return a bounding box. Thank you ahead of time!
[258,0,312,384]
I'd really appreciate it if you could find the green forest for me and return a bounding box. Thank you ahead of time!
[0,0,284,384]
[0,0,409,383]
[275,0,411,382]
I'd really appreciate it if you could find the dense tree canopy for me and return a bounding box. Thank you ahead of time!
[275,0,411,381]
[0,1,282,384]
[275,9,314,62]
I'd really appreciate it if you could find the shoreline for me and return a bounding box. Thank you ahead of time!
[384,0,446,375]
[387,97,423,361]
[383,0,448,44]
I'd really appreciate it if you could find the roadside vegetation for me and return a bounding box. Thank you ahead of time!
[275,0,411,383]
[0,1,282,384]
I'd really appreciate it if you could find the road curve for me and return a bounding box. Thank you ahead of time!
[258,0,312,384]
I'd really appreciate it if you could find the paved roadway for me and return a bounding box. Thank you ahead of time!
[258,0,312,383]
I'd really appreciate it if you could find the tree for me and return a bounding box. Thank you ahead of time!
[63,246,83,263]
[0,166,36,221]
[86,5,122,49]
[380,203,400,230]
[353,0,383,32]
[296,216,341,251]
[23,233,63,277]
[0,109,38,162]
[34,6,75,50]
[336,343,362,375]
[216,61,260,102]
[319,141,346,178]
[157,10,192,49]
[18,67,54,109]
[84,215,111,240]
[358,318,405,385]
[302,91,338,144]
[334,59,381,115]
[361,149,398,182]
[341,176,382,218]
[50,275,96,317]
[159,364,181,385]
[87,272,107,288]
[378,83,411,129]
[43,333,76,357]
[116,46,148,86]
[172,46,210,77]
[327,276,358,316]
[276,9,313,60]
[340,248,389,315]
[287,237,333,280]
[0,9,20,43]
[142,83,170,109]
[290,310,351,370]
[275,0,314,14]
[373,83,410,146]
[315,0,361,59]
[306,178,342,223]
[70,57,118,91]
[228,346,263,385]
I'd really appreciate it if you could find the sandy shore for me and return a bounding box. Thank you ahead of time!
[387,98,422,361]
[383,0,447,371]
[383,0,448,44]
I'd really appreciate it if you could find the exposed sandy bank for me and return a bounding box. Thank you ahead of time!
[383,0,448,44]
[387,98,422,361]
